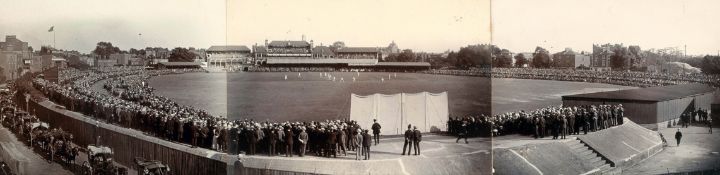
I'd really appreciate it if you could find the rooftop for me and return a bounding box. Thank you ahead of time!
[207,45,250,52]
[158,62,202,66]
[562,83,716,102]
[312,46,335,56]
[375,62,431,67]
[336,47,381,53]
[268,40,310,48]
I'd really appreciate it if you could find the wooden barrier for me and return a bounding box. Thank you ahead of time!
[15,93,229,175]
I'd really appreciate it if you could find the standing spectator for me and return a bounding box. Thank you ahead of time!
[675,129,683,146]
[560,115,567,139]
[456,122,469,144]
[362,130,371,160]
[298,127,308,157]
[402,125,414,155]
[337,126,347,156]
[354,129,363,160]
[413,126,422,155]
[285,128,294,157]
[327,127,337,158]
[371,119,381,145]
[268,129,278,156]
[709,119,713,134]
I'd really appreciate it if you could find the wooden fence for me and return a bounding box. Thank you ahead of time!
[15,94,229,175]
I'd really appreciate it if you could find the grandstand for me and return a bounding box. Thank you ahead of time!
[562,83,717,130]
[206,45,252,65]
[247,39,430,71]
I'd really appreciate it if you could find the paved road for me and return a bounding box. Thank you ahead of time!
[623,125,720,174]
[0,126,71,175]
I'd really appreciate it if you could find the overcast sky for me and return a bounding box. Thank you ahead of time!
[0,0,491,53]
[492,0,720,55]
[0,0,227,53]
[228,0,490,53]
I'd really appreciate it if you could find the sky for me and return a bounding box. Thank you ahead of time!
[0,0,491,53]
[0,0,227,53]
[492,0,720,55]
[228,0,491,53]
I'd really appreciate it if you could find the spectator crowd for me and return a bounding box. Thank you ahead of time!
[488,105,625,139]
[491,68,720,88]
[25,67,395,159]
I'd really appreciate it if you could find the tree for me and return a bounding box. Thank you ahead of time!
[331,41,345,49]
[700,55,720,74]
[168,47,195,62]
[610,46,630,70]
[40,46,53,55]
[493,49,513,68]
[455,44,492,69]
[514,53,528,68]
[427,54,452,68]
[532,47,551,68]
[92,42,121,59]
[396,49,416,62]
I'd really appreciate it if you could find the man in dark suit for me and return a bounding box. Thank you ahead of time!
[412,126,422,155]
[298,127,309,157]
[362,129,372,160]
[327,128,337,158]
[456,121,469,144]
[675,129,683,146]
[371,119,381,145]
[402,125,413,155]
[285,128,294,157]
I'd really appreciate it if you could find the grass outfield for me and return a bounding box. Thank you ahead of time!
[148,72,491,121]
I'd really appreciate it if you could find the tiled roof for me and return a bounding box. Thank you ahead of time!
[336,47,381,53]
[375,62,431,67]
[266,58,377,65]
[312,46,335,56]
[268,41,310,48]
[158,62,202,66]
[253,46,267,53]
[207,45,250,52]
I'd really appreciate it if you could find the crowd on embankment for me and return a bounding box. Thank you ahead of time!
[16,67,443,160]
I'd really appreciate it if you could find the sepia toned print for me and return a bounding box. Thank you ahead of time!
[491,0,720,174]
[0,0,492,174]
[2,0,719,174]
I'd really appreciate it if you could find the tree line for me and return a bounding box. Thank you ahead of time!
[91,42,195,62]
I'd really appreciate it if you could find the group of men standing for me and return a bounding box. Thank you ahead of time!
[530,105,624,139]
[402,125,423,155]
[489,104,625,139]
[678,108,711,128]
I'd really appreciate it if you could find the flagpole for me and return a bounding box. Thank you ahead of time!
[53,30,56,49]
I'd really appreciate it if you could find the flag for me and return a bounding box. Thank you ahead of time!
[48,26,54,32]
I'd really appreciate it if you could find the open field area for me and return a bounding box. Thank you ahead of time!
[149,72,491,121]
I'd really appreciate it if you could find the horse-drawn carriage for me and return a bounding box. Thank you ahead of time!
[86,145,126,175]
[134,157,169,175]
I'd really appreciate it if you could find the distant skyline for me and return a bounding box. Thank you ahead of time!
[0,0,491,54]
[492,0,720,55]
